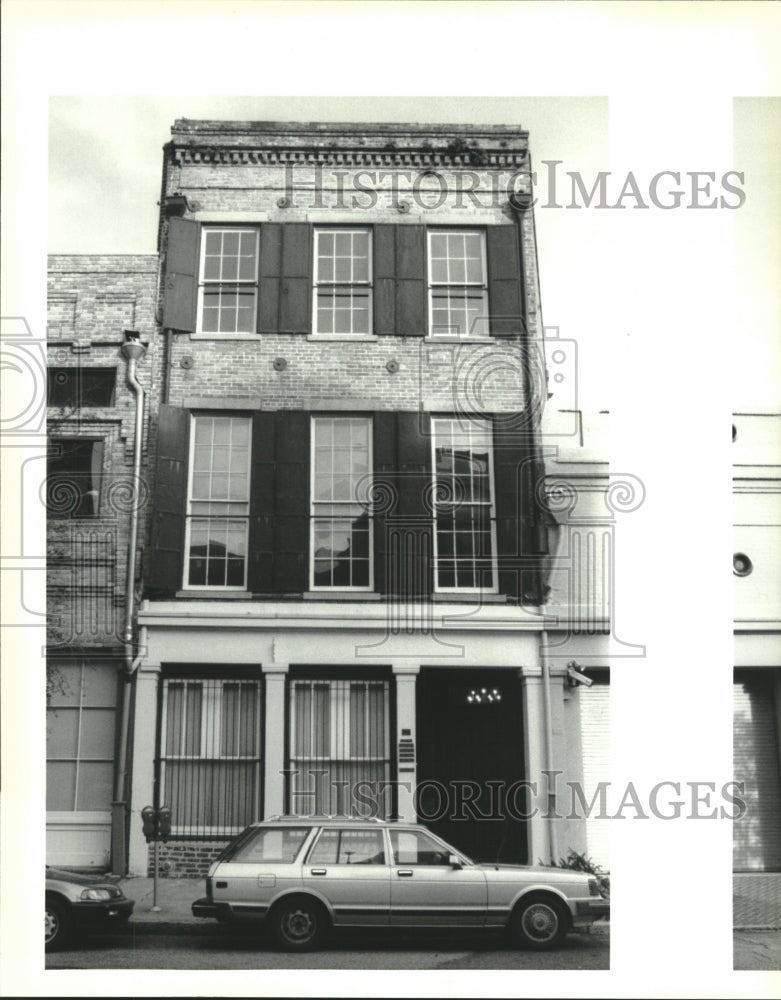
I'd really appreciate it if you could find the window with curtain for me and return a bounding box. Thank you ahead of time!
[289,678,391,817]
[160,677,262,837]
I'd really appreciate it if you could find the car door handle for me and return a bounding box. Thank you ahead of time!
[310,868,327,876]
[397,870,414,877]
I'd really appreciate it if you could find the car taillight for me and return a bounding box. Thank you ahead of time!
[588,878,600,897]
[206,877,213,900]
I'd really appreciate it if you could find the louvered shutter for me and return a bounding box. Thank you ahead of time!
[163,218,200,332]
[373,411,398,594]
[247,412,276,592]
[280,224,312,333]
[273,411,310,592]
[486,225,524,337]
[146,405,189,591]
[579,680,610,870]
[393,412,432,598]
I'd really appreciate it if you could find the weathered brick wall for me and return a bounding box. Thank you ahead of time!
[47,256,160,649]
[150,841,226,878]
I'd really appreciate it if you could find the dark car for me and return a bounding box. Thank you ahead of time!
[45,867,134,952]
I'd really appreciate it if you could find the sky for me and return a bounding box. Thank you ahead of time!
[3,3,781,999]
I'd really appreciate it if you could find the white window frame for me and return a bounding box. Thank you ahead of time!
[160,677,263,837]
[196,226,260,335]
[183,414,252,591]
[427,229,489,338]
[312,228,373,336]
[310,415,374,592]
[431,416,499,594]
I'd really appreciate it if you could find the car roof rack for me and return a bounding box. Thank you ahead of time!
[261,814,387,824]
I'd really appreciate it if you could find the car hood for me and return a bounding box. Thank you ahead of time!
[46,867,115,887]
[475,862,589,880]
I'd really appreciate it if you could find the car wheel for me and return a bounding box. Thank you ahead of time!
[511,895,569,950]
[45,897,71,952]
[273,896,325,952]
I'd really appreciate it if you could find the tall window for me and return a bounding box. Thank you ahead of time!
[311,416,372,590]
[160,677,262,837]
[46,662,116,812]
[432,417,498,592]
[185,415,251,589]
[313,229,372,335]
[428,229,488,337]
[47,438,104,517]
[198,228,259,333]
[289,678,391,817]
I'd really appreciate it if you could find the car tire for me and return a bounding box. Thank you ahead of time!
[272,896,326,952]
[511,894,569,950]
[45,896,71,953]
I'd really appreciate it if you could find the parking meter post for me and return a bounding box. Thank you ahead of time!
[152,836,161,912]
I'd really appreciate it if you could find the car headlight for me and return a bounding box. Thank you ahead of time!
[80,888,112,901]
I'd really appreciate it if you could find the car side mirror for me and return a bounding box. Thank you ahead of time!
[448,854,463,869]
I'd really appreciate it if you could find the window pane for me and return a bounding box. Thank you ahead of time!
[47,762,76,810]
[79,709,116,757]
[46,709,79,757]
[77,762,114,810]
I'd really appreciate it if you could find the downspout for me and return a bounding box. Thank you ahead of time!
[509,175,558,864]
[111,332,147,875]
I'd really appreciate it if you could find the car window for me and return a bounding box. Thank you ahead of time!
[225,827,311,863]
[390,829,451,866]
[308,828,386,865]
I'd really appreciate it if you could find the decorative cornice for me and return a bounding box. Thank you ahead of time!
[171,145,529,170]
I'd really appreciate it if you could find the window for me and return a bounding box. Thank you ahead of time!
[47,438,104,517]
[48,368,116,408]
[46,662,117,812]
[289,678,391,817]
[431,417,498,592]
[428,229,488,337]
[198,228,259,333]
[184,415,251,589]
[224,826,311,864]
[308,828,386,865]
[311,416,373,590]
[160,677,262,837]
[313,229,372,335]
[390,828,452,866]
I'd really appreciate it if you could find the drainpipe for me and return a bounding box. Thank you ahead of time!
[111,332,147,875]
[509,177,558,863]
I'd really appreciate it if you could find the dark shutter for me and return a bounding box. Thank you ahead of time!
[486,226,524,337]
[258,224,311,334]
[395,226,426,336]
[258,224,282,334]
[280,224,312,333]
[392,412,432,598]
[373,411,398,594]
[372,226,426,336]
[273,411,310,591]
[247,412,276,591]
[373,226,397,336]
[146,405,189,591]
[162,218,200,332]
[493,420,529,602]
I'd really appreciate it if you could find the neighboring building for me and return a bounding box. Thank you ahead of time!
[732,410,781,927]
[46,255,158,868]
[46,120,618,878]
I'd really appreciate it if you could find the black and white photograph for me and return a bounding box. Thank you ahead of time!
[1,2,780,997]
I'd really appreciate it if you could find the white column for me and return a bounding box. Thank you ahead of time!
[262,663,289,817]
[521,671,552,865]
[392,664,419,822]
[127,663,160,876]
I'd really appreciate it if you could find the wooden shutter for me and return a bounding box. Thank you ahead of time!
[273,411,310,592]
[145,405,189,591]
[373,226,426,336]
[486,225,524,337]
[733,673,781,872]
[162,218,200,332]
[257,224,282,334]
[392,412,432,598]
[247,412,276,592]
[579,680,611,870]
[373,411,398,594]
[396,226,426,336]
[280,224,312,333]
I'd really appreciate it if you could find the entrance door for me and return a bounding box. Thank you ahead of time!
[416,669,527,864]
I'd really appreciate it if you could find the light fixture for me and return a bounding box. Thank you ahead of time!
[466,687,502,705]
[733,553,753,577]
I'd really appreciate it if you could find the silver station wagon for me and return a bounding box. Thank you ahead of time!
[192,816,609,951]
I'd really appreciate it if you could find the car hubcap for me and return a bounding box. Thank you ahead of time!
[45,909,58,942]
[523,904,557,941]
[283,908,314,941]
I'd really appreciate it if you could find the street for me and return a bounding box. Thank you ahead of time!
[46,926,609,971]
